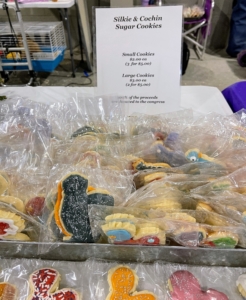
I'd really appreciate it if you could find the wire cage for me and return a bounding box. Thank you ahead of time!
[0,22,66,72]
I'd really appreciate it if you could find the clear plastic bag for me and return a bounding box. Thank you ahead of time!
[2,258,84,300]
[89,205,166,246]
[199,224,246,249]
[89,205,209,247]
[191,166,246,196]
[0,99,52,174]
[124,180,185,210]
[0,202,48,242]
[155,261,234,299]
[5,171,48,222]
[47,94,127,141]
[84,258,165,299]
[41,164,134,251]
[0,260,28,300]
[192,191,246,225]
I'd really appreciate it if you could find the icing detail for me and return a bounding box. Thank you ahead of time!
[0,210,25,232]
[106,229,132,242]
[28,268,80,300]
[114,236,160,246]
[168,270,229,300]
[107,266,156,300]
[132,158,170,171]
[71,125,99,138]
[54,182,72,237]
[0,219,18,236]
[203,237,238,248]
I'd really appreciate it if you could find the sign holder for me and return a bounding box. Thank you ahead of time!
[95,5,183,114]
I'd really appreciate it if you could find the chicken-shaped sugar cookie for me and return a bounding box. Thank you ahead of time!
[28,268,81,300]
[102,214,165,246]
[54,172,114,242]
[168,270,228,300]
[106,265,156,300]
[0,282,17,300]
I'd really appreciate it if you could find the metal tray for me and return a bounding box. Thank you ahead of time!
[1,241,246,267]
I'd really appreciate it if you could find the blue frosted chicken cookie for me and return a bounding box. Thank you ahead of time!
[101,213,166,245]
[54,172,114,242]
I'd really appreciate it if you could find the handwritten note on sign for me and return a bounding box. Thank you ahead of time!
[96,6,183,114]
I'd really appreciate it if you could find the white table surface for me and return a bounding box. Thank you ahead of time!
[6,0,75,8]
[0,85,232,116]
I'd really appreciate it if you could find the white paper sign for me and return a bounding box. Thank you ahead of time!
[96,6,183,114]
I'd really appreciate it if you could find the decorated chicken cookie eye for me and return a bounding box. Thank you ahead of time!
[28,268,81,300]
[189,156,197,162]
[0,282,18,300]
[106,265,156,300]
[168,270,229,300]
[185,149,200,162]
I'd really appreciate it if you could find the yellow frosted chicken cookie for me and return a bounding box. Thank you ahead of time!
[106,265,156,300]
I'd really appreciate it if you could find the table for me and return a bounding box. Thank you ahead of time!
[3,0,92,76]
[0,86,240,268]
[0,85,233,116]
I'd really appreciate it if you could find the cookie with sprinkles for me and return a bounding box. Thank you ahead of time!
[54,172,114,242]
[106,265,156,300]
[28,268,81,300]
[168,270,228,300]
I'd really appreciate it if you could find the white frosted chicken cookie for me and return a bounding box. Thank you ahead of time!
[0,209,30,241]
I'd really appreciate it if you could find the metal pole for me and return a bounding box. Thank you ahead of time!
[14,0,33,71]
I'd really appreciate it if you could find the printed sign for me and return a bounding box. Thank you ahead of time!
[95,6,183,114]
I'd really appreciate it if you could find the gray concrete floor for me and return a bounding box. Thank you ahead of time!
[1,47,245,90]
[182,48,246,90]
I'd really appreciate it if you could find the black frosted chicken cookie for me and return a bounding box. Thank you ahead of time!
[54,172,114,242]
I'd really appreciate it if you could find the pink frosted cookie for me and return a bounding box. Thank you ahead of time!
[168,270,228,300]
[28,268,81,300]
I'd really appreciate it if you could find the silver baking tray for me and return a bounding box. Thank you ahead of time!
[1,241,246,267]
